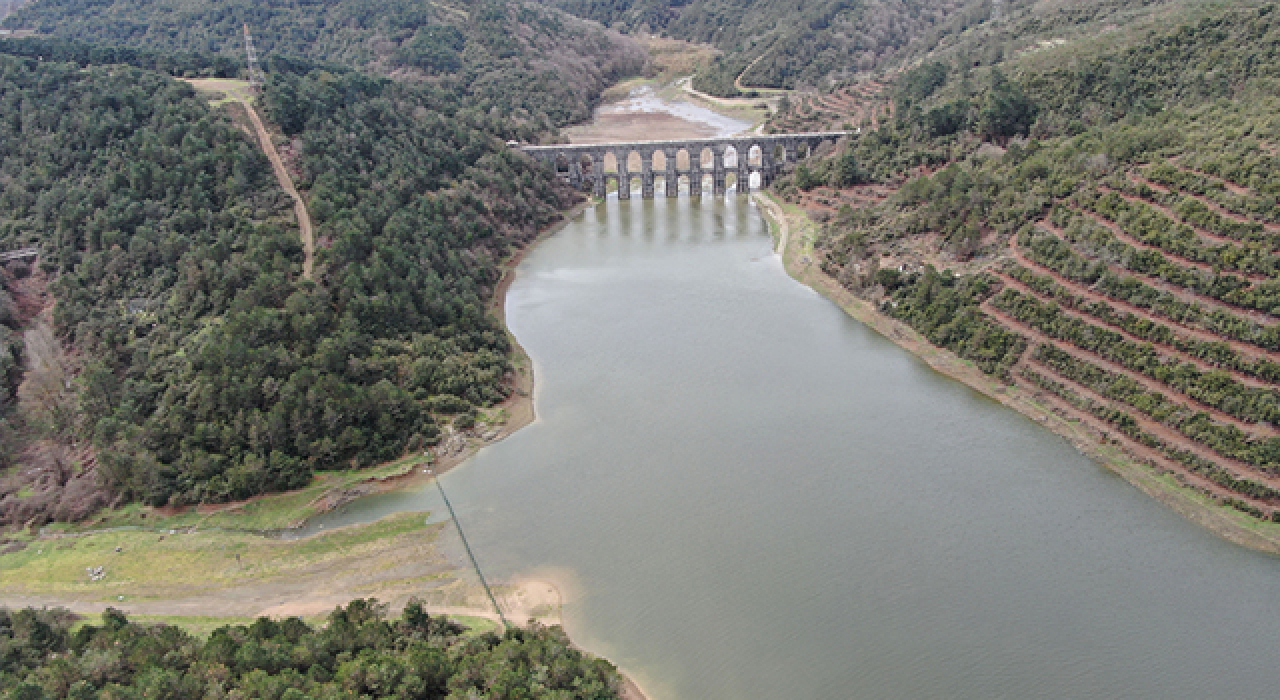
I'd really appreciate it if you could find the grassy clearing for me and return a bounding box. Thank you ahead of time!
[184,77,256,106]
[67,610,496,641]
[0,511,439,598]
[450,614,503,636]
[51,455,428,535]
[121,614,320,638]
[644,36,718,84]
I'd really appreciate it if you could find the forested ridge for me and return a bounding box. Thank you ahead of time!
[0,601,624,699]
[3,0,646,133]
[779,1,1280,520]
[0,0,644,523]
[0,53,563,515]
[538,0,968,95]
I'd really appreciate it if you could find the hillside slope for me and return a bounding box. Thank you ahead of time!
[540,0,969,94]
[0,0,644,521]
[3,0,645,130]
[780,2,1280,524]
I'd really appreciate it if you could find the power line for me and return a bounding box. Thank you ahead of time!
[243,23,265,87]
[429,467,510,628]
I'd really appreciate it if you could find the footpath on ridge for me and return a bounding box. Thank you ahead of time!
[242,101,316,281]
[186,79,317,281]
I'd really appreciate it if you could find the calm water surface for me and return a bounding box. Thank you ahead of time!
[309,195,1280,699]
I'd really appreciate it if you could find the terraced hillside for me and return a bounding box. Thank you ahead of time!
[765,81,892,134]
[790,4,1280,522]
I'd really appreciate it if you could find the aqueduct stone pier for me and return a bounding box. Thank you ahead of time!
[518,132,850,199]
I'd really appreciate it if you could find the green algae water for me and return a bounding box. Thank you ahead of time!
[304,194,1280,699]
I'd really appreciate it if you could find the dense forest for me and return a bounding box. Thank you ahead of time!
[539,0,967,95]
[3,0,646,133]
[0,0,645,523]
[0,601,623,699]
[0,52,561,514]
[788,1,1280,519]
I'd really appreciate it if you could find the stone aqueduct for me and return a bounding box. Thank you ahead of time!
[519,132,850,199]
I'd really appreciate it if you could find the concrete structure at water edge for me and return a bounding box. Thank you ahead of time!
[517,132,850,199]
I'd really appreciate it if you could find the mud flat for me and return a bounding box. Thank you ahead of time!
[564,84,755,143]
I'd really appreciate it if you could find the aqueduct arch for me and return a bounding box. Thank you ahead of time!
[519,132,850,199]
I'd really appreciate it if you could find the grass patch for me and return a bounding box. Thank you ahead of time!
[70,455,427,534]
[0,511,439,598]
[66,610,498,641]
[125,614,309,639]
[184,77,256,106]
[451,614,503,636]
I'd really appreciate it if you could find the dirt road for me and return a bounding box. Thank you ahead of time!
[241,102,316,280]
[185,79,315,280]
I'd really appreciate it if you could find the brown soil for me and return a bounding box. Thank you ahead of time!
[1100,185,1278,253]
[991,270,1274,390]
[1017,353,1279,489]
[980,300,1276,438]
[0,263,108,527]
[1167,161,1254,197]
[2,262,50,326]
[1069,202,1272,284]
[1043,218,1277,326]
[1008,361,1266,503]
[1130,173,1280,234]
[1007,245,1275,361]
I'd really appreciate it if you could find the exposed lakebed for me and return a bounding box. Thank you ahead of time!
[562,85,755,143]
[300,94,1280,699]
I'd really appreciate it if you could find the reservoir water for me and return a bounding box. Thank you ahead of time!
[306,194,1280,699]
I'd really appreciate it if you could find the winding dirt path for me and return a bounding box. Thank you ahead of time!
[241,102,316,280]
[734,52,771,92]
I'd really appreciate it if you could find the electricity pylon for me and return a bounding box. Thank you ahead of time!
[243,23,265,87]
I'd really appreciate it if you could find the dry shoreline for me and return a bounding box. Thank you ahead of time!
[754,191,1280,557]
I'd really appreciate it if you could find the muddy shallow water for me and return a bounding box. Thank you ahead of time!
[563,86,753,143]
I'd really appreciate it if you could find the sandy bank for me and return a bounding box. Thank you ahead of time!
[754,191,1280,557]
